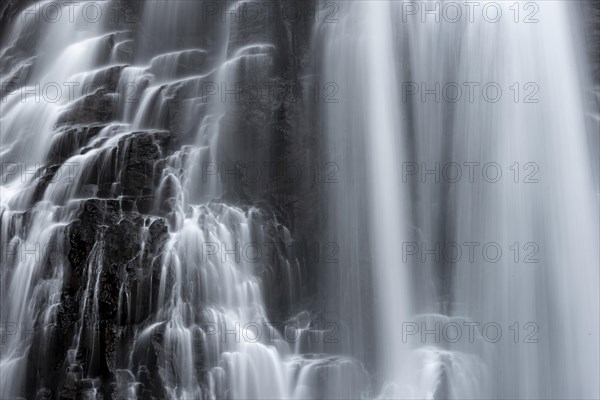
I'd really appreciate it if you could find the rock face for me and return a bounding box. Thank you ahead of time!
[582,0,600,85]
[581,0,600,189]
[19,198,169,399]
[0,1,326,399]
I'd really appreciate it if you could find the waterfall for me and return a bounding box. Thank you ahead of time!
[316,0,599,399]
[446,3,600,397]
[317,1,416,394]
[1,0,598,399]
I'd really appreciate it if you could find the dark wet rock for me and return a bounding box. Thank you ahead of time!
[104,0,143,32]
[227,0,290,63]
[51,198,170,396]
[64,199,120,292]
[135,0,225,60]
[0,208,31,242]
[155,173,179,213]
[3,4,47,57]
[0,46,29,75]
[130,325,167,398]
[59,372,79,400]
[0,56,34,97]
[105,218,143,265]
[118,131,171,199]
[47,125,106,164]
[36,387,53,400]
[582,1,600,84]
[148,49,211,80]
[83,65,127,93]
[65,218,96,293]
[29,164,62,203]
[114,39,135,64]
[56,89,115,127]
[25,316,68,399]
[0,0,34,33]
[75,378,96,399]
[45,128,171,208]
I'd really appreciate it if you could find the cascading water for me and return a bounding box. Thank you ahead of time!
[0,0,598,399]
[1,1,367,398]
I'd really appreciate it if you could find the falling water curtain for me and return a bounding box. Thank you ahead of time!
[0,1,598,399]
